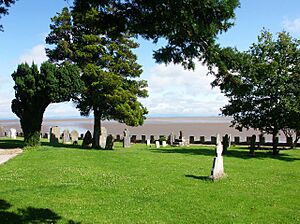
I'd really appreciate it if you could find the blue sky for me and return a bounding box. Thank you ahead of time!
[1,0,300,119]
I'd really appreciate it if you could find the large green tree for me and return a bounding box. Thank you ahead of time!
[46,7,148,148]
[212,30,300,154]
[0,0,16,31]
[11,61,82,146]
[72,0,240,69]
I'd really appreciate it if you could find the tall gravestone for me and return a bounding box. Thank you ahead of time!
[210,134,225,180]
[9,128,17,139]
[82,130,93,148]
[169,133,175,145]
[50,126,60,144]
[63,129,71,144]
[123,129,131,148]
[99,127,107,149]
[0,125,5,137]
[70,130,79,143]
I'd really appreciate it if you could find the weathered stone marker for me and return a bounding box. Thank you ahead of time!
[123,128,131,148]
[9,128,17,139]
[82,130,93,148]
[146,139,151,146]
[0,125,5,137]
[162,141,167,147]
[105,134,114,150]
[63,129,71,144]
[50,126,60,144]
[99,127,107,149]
[155,140,160,148]
[210,134,225,180]
[70,130,79,143]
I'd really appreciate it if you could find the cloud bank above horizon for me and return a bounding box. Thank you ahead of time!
[0,44,227,119]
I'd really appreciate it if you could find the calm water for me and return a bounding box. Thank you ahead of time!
[0,117,288,143]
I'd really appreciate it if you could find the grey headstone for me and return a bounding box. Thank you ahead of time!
[105,134,114,150]
[70,130,79,143]
[146,139,151,146]
[210,134,225,180]
[82,130,93,148]
[50,126,60,144]
[63,129,71,144]
[169,133,175,145]
[123,129,131,148]
[0,125,5,137]
[9,128,17,139]
[155,140,160,148]
[99,127,107,149]
[162,141,167,147]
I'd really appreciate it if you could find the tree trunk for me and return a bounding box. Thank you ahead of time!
[93,111,101,149]
[272,132,279,155]
[21,110,44,147]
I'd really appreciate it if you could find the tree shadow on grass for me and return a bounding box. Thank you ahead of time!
[0,199,80,224]
[150,146,300,162]
[0,139,24,149]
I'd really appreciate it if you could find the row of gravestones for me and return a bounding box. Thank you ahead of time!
[49,126,79,144]
[0,126,17,139]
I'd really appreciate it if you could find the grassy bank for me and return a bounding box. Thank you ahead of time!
[0,140,299,223]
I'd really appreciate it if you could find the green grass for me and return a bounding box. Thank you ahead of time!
[0,140,299,223]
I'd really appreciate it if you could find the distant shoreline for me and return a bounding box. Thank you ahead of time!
[0,116,287,142]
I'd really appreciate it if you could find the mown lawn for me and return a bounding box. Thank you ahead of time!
[0,139,299,223]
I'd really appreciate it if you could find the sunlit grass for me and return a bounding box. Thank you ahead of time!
[0,140,299,223]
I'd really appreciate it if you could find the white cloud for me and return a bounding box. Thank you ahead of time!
[44,102,81,118]
[282,18,300,34]
[18,44,48,66]
[141,62,227,116]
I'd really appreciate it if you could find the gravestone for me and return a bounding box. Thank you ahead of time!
[210,134,225,180]
[123,129,131,148]
[168,133,175,145]
[234,136,240,144]
[141,135,146,144]
[9,128,17,139]
[250,134,256,155]
[200,136,205,144]
[105,134,114,150]
[150,135,155,144]
[146,139,151,146]
[155,140,160,149]
[70,130,79,143]
[189,136,195,144]
[179,130,184,139]
[222,134,230,154]
[131,135,137,143]
[0,125,5,137]
[63,129,71,144]
[50,126,60,144]
[99,127,107,149]
[82,130,93,148]
[211,136,217,144]
[162,141,167,147]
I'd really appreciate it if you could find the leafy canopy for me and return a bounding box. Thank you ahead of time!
[11,61,82,146]
[72,0,240,69]
[0,0,17,31]
[213,30,300,138]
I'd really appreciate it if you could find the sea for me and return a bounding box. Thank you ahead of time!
[0,116,287,143]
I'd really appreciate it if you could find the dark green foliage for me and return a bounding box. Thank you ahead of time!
[72,0,240,69]
[0,0,16,31]
[212,30,300,154]
[11,62,82,146]
[46,7,148,148]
